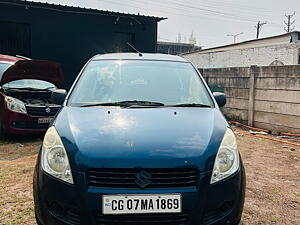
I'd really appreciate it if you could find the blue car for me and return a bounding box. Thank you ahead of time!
[33,53,245,225]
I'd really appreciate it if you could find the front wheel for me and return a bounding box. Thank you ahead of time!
[233,219,242,225]
[35,211,43,225]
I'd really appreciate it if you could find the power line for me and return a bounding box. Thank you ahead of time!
[284,12,296,33]
[100,0,256,23]
[97,0,282,29]
[148,0,282,27]
[227,32,244,43]
[157,0,258,23]
[255,21,267,39]
[164,0,283,25]
[167,0,283,17]
[98,0,262,24]
[192,0,283,14]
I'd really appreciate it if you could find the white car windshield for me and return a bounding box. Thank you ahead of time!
[3,79,55,89]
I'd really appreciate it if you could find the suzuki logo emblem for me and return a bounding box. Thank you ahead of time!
[45,108,51,113]
[135,171,152,189]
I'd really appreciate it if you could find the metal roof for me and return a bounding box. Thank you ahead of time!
[0,0,166,21]
[183,31,300,55]
[157,41,197,47]
[92,53,188,62]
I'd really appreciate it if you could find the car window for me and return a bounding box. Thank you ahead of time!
[3,79,56,89]
[68,60,214,106]
[0,63,12,81]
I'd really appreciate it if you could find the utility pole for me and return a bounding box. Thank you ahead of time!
[227,32,243,43]
[284,12,295,33]
[255,21,267,39]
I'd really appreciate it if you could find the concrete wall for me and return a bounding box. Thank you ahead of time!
[200,65,300,133]
[187,43,300,68]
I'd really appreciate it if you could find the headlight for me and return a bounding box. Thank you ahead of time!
[210,128,240,184]
[5,96,27,114]
[41,126,74,184]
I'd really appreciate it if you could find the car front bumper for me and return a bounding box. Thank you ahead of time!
[33,160,245,225]
[1,110,51,135]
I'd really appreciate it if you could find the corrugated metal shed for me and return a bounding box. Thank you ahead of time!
[0,0,166,21]
[0,0,165,88]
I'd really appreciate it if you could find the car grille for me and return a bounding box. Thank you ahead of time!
[87,168,199,189]
[26,105,60,117]
[96,211,190,225]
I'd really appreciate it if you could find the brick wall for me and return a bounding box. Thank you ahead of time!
[187,43,300,68]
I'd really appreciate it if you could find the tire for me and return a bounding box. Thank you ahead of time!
[0,120,5,140]
[35,211,43,225]
[233,219,242,225]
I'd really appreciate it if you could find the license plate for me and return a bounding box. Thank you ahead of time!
[102,194,181,215]
[38,117,52,124]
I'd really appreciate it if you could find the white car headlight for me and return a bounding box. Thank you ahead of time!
[210,128,240,184]
[5,96,27,114]
[41,126,74,184]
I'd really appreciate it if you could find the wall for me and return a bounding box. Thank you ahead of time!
[200,65,300,133]
[186,43,300,68]
[0,2,159,88]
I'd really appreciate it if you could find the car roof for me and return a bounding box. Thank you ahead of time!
[92,53,189,62]
[0,54,23,64]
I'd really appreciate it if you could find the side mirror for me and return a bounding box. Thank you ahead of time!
[213,92,226,107]
[51,89,67,105]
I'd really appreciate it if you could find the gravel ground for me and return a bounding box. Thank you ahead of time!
[0,127,299,225]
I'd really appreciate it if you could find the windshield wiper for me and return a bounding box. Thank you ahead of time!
[80,100,165,108]
[43,87,55,90]
[80,102,125,107]
[168,103,212,108]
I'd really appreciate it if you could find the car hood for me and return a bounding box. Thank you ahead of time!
[54,107,228,172]
[0,60,64,87]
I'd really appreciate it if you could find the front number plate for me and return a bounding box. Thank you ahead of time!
[102,194,181,215]
[38,117,52,124]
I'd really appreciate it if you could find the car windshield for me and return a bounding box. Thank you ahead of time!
[3,79,55,89]
[0,63,12,80]
[68,60,214,107]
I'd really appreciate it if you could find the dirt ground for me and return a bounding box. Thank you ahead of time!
[0,127,299,225]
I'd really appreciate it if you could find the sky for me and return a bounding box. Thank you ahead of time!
[31,0,300,48]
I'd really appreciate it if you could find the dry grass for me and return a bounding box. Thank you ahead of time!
[235,128,300,225]
[0,138,41,225]
[0,128,299,224]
